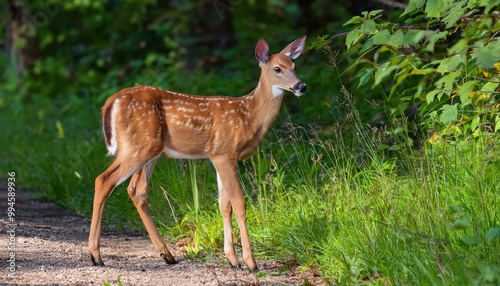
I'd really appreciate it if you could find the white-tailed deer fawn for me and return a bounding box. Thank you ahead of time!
[89,36,307,272]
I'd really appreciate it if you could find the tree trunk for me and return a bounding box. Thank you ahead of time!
[5,0,38,79]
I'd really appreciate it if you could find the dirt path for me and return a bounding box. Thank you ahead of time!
[0,183,307,285]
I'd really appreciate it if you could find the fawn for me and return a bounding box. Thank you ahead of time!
[89,36,307,272]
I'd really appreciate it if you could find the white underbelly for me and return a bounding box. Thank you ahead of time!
[163,146,207,159]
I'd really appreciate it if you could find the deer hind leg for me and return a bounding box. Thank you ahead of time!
[89,158,145,266]
[213,158,258,272]
[127,159,177,264]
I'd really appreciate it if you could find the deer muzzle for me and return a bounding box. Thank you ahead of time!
[293,81,307,96]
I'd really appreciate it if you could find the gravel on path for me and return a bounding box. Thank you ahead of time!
[0,183,307,285]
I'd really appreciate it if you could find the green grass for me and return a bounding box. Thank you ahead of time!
[1,85,499,285]
[246,128,499,285]
[151,122,499,285]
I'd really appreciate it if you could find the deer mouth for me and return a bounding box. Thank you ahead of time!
[291,81,307,97]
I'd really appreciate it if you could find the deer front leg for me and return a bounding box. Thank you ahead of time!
[212,158,258,272]
[127,160,177,264]
[216,170,240,268]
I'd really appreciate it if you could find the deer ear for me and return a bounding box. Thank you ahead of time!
[280,35,307,60]
[255,38,269,64]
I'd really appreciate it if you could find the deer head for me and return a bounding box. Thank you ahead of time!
[255,35,307,97]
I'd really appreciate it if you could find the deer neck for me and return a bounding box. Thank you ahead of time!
[245,73,285,135]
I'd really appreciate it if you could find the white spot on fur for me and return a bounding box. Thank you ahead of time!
[107,99,120,156]
[177,106,195,113]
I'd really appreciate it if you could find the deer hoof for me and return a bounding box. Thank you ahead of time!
[161,253,178,264]
[90,255,105,267]
[231,263,243,270]
[248,266,259,273]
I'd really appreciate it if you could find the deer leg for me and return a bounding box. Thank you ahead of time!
[212,158,258,272]
[216,170,240,268]
[89,159,144,266]
[127,159,177,264]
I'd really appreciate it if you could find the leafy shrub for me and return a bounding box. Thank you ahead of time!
[343,0,500,142]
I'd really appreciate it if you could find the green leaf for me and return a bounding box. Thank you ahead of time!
[410,67,434,75]
[473,41,500,69]
[452,215,471,229]
[442,0,466,28]
[425,0,449,18]
[495,115,500,133]
[416,79,427,97]
[451,204,464,214]
[360,37,375,53]
[440,104,458,125]
[361,19,377,34]
[470,116,480,131]
[448,39,469,55]
[373,61,398,87]
[461,236,481,245]
[426,90,443,104]
[402,0,426,16]
[344,16,364,26]
[373,29,391,45]
[425,31,448,52]
[484,0,500,13]
[357,68,374,88]
[481,81,499,93]
[435,71,461,95]
[412,30,435,45]
[389,145,401,151]
[393,127,404,134]
[308,35,331,50]
[437,54,464,74]
[389,30,404,47]
[346,28,364,50]
[403,29,420,46]
[368,10,384,17]
[457,80,479,106]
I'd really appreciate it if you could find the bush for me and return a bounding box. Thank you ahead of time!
[342,0,500,143]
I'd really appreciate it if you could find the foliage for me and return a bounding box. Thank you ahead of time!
[343,0,500,143]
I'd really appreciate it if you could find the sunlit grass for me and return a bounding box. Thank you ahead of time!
[144,119,499,285]
[236,125,499,285]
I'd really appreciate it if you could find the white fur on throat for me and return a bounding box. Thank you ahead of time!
[272,85,284,97]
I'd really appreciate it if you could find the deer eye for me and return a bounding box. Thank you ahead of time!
[274,67,281,73]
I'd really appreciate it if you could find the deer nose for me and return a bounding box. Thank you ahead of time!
[295,82,307,93]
